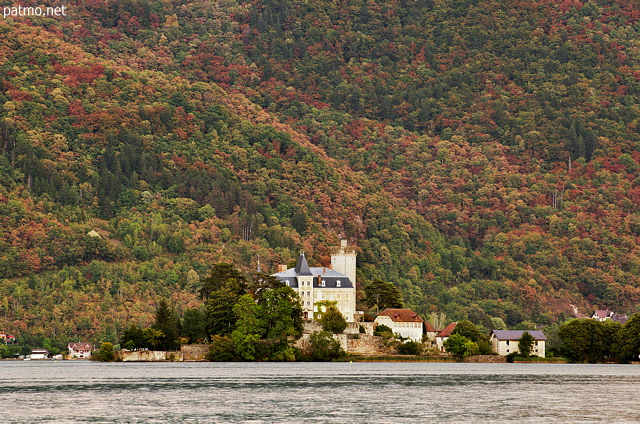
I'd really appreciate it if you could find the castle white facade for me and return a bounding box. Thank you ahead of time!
[273,240,357,322]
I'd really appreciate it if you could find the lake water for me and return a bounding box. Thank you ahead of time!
[1,361,639,423]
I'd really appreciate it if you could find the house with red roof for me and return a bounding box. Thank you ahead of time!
[591,310,628,324]
[374,308,424,341]
[435,322,457,352]
[68,343,93,358]
[0,332,16,345]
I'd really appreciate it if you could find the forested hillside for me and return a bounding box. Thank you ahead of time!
[2,0,640,348]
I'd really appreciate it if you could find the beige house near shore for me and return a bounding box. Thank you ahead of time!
[490,330,547,357]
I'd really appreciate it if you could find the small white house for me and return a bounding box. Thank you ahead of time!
[374,308,424,341]
[30,349,49,360]
[490,330,547,357]
[434,322,457,352]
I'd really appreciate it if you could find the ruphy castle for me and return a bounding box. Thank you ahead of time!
[272,240,357,322]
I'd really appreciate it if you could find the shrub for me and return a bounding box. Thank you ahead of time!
[206,335,235,361]
[309,331,345,361]
[398,340,424,355]
[320,305,347,333]
[374,324,393,336]
[94,342,115,362]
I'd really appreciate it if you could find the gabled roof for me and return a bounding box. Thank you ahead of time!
[491,330,547,341]
[437,322,457,338]
[68,343,92,350]
[424,321,436,332]
[272,258,354,289]
[377,308,423,323]
[294,253,312,276]
[592,310,629,324]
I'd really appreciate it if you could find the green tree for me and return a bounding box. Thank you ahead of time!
[452,320,491,354]
[601,320,622,362]
[374,324,393,336]
[558,319,606,363]
[200,263,247,300]
[259,286,303,360]
[231,295,264,361]
[205,288,240,336]
[490,317,507,330]
[398,340,424,355]
[364,280,403,313]
[97,342,115,362]
[443,333,475,361]
[120,324,145,349]
[619,314,640,362]
[153,299,180,350]
[518,331,535,358]
[249,272,286,303]
[309,331,344,361]
[206,335,235,361]
[203,264,248,337]
[142,328,164,350]
[320,304,347,334]
[231,287,303,361]
[182,308,207,343]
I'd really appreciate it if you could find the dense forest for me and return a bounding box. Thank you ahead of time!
[2,0,640,350]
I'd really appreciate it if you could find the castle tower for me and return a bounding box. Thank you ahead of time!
[330,239,357,286]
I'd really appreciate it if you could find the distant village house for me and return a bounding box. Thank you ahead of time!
[434,322,457,352]
[68,343,93,358]
[490,330,547,357]
[0,332,16,344]
[374,308,424,342]
[591,310,628,324]
[30,349,49,360]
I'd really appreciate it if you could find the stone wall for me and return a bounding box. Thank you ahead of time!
[302,321,375,335]
[295,332,385,355]
[464,355,507,363]
[346,334,384,355]
[181,344,210,361]
[120,350,177,362]
[119,345,210,362]
[345,322,375,335]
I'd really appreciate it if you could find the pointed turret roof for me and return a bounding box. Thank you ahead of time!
[294,252,313,276]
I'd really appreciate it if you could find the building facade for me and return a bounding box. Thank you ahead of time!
[374,308,424,342]
[68,342,93,358]
[272,241,357,322]
[490,330,547,357]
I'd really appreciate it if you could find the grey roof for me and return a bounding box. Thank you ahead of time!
[294,253,312,276]
[273,264,353,289]
[491,330,547,341]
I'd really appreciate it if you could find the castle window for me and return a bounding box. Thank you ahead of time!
[336,280,341,287]
[321,280,326,287]
[337,294,341,300]
[346,294,349,301]
[322,293,326,300]
[329,293,334,300]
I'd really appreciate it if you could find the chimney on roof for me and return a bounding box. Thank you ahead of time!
[323,267,326,274]
[278,264,287,272]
